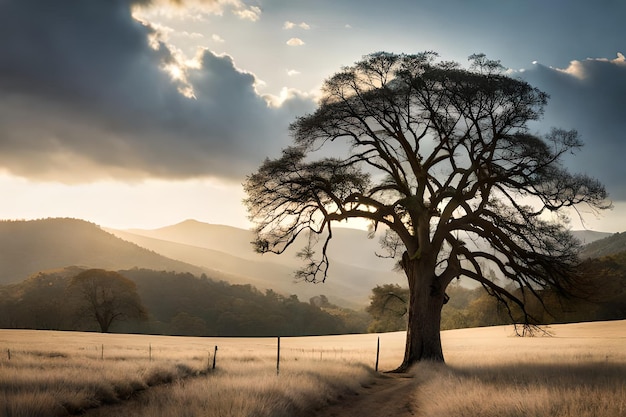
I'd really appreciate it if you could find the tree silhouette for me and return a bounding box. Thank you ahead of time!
[244,52,610,369]
[68,269,147,333]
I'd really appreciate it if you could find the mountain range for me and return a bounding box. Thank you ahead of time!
[0,218,205,282]
[0,218,402,306]
[0,218,618,307]
[106,220,401,306]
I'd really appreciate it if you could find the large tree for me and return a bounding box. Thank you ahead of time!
[244,52,610,369]
[68,269,147,333]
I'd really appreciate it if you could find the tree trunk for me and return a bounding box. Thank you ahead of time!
[96,311,111,333]
[97,316,110,333]
[396,253,445,371]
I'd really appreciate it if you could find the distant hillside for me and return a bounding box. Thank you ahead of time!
[579,231,626,259]
[0,218,206,284]
[122,219,397,271]
[4,218,613,307]
[127,220,270,261]
[571,230,612,246]
[108,221,620,306]
[107,221,402,306]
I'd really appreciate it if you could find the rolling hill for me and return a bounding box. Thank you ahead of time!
[578,231,626,259]
[570,229,612,245]
[0,218,619,308]
[121,219,398,271]
[0,218,206,285]
[111,221,624,300]
[106,220,403,306]
[108,220,617,305]
[0,218,403,306]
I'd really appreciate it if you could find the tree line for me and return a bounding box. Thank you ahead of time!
[367,252,626,333]
[0,267,368,336]
[1,251,624,337]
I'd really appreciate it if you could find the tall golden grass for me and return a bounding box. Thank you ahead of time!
[417,321,626,417]
[1,320,624,417]
[0,331,210,416]
[0,330,389,417]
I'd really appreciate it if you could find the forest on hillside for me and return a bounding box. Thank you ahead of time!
[0,268,369,336]
[1,249,625,336]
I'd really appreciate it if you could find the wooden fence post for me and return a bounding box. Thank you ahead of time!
[101,344,104,360]
[277,336,281,376]
[7,348,10,360]
[149,343,152,362]
[375,337,380,372]
[212,346,218,370]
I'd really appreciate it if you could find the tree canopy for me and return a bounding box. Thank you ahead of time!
[244,51,610,369]
[68,269,147,333]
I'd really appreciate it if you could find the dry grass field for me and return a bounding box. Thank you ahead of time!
[1,320,624,417]
[417,321,626,417]
[0,330,384,417]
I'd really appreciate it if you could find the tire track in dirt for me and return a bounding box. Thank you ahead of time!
[309,372,417,417]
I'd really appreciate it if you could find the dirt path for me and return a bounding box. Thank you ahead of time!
[309,372,418,417]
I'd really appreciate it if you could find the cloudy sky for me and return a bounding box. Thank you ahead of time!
[1,0,625,232]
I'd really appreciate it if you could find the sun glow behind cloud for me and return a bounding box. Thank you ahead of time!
[132,0,262,21]
[554,53,626,79]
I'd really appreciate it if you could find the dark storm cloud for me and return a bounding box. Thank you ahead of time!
[0,0,309,182]
[519,54,626,200]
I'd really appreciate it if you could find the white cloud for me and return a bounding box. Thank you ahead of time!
[181,31,204,39]
[287,69,300,76]
[263,87,315,110]
[212,34,225,43]
[284,21,310,30]
[233,5,261,21]
[286,37,305,46]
